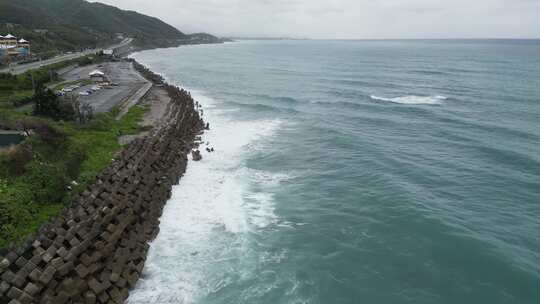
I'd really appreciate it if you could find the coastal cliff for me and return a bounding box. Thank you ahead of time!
[0,64,205,304]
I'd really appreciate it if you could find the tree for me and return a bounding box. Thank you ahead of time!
[59,94,93,124]
[32,84,76,121]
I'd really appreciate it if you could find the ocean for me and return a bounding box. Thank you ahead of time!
[129,39,540,304]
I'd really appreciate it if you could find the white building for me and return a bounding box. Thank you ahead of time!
[89,70,106,82]
[0,34,31,59]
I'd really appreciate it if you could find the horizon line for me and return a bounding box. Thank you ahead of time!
[223,36,540,41]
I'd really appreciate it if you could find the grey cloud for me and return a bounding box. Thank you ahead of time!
[91,0,540,38]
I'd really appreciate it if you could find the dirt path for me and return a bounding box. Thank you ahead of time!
[118,86,173,145]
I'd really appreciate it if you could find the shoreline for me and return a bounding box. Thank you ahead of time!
[0,60,208,304]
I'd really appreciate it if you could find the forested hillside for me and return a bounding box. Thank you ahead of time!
[0,0,218,55]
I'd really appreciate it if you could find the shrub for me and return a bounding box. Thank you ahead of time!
[34,122,67,147]
[0,178,35,247]
[32,85,75,121]
[0,144,33,177]
[63,146,87,179]
[20,162,67,204]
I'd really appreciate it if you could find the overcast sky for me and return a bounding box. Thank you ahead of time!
[93,0,540,39]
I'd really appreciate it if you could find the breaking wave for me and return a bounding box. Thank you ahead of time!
[128,90,284,303]
[370,94,447,105]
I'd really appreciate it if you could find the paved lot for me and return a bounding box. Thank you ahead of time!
[62,61,150,113]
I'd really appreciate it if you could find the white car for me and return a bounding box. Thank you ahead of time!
[79,91,90,96]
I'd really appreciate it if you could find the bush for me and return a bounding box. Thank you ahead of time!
[0,177,63,248]
[32,85,75,121]
[0,144,33,177]
[33,121,67,146]
[20,162,67,204]
[0,178,35,247]
[63,146,87,179]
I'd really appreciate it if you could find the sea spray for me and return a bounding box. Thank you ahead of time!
[128,91,284,303]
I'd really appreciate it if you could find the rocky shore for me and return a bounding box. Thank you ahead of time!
[0,62,205,304]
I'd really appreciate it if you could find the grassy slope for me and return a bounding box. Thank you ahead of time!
[0,53,151,247]
[0,105,148,248]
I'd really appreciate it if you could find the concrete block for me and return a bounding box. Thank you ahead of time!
[87,278,103,294]
[84,291,96,304]
[28,268,42,282]
[97,290,109,303]
[41,252,53,264]
[75,264,89,278]
[53,291,70,304]
[23,282,40,296]
[51,257,64,270]
[38,266,55,285]
[57,261,74,276]
[21,261,37,274]
[0,258,10,271]
[5,252,18,264]
[115,277,126,289]
[1,270,15,284]
[12,270,28,288]
[14,256,27,268]
[107,287,123,304]
[18,292,34,304]
[6,286,23,299]
[0,280,11,294]
[57,247,68,259]
[60,277,76,296]
[80,253,92,266]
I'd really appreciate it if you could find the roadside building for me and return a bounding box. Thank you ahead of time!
[0,34,31,59]
[3,34,17,46]
[89,70,106,82]
[0,34,18,60]
[18,38,30,49]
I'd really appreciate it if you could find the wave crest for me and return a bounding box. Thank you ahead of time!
[370,95,447,105]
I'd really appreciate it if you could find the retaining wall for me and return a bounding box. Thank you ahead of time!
[0,69,204,304]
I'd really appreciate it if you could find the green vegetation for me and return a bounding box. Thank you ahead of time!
[0,0,223,57]
[0,0,188,55]
[1,51,149,248]
[0,104,148,248]
[0,90,33,106]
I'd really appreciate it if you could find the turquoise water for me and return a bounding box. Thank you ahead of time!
[130,40,540,304]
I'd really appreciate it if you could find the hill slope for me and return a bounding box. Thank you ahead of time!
[0,0,219,55]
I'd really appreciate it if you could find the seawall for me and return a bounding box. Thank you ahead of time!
[0,63,205,304]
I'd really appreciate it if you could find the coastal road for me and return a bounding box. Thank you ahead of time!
[0,38,133,75]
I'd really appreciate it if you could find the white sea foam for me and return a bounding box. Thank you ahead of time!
[370,94,447,105]
[127,90,283,304]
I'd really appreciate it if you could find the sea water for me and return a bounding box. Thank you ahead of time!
[129,40,540,304]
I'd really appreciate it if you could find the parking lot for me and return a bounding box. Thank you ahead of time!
[58,61,150,113]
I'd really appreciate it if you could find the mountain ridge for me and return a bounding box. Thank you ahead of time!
[0,0,221,55]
